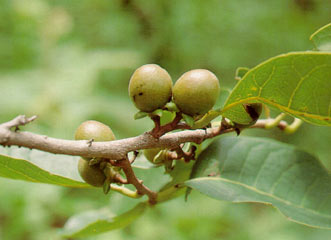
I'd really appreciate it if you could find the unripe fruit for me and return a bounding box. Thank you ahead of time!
[128,64,173,112]
[143,148,163,164]
[75,120,116,187]
[173,69,220,116]
[75,120,115,142]
[78,158,106,187]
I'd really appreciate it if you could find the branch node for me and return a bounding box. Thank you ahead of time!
[150,112,183,138]
[87,139,94,147]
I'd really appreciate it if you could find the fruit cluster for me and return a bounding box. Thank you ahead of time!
[74,64,262,191]
[128,64,222,168]
[128,64,221,116]
[75,120,121,189]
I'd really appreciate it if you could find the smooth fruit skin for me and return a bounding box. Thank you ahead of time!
[143,148,162,164]
[173,69,220,116]
[78,158,106,187]
[75,120,115,142]
[128,64,173,112]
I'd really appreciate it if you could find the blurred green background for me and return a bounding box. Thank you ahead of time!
[0,0,330,239]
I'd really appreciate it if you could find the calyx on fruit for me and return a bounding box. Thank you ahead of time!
[143,148,167,164]
[78,158,106,187]
[128,64,173,112]
[75,120,116,187]
[173,69,220,116]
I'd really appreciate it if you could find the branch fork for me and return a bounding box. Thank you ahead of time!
[0,113,301,204]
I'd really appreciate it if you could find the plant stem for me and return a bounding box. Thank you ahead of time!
[284,118,303,134]
[264,113,286,129]
[110,184,142,199]
[117,156,157,204]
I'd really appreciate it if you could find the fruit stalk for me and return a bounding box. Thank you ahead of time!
[116,156,158,204]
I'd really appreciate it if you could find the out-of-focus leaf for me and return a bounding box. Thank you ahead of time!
[310,23,331,51]
[214,88,232,110]
[158,160,193,203]
[0,153,89,188]
[164,102,179,112]
[222,52,331,126]
[61,202,147,238]
[160,110,176,125]
[186,136,331,229]
[182,114,194,127]
[134,111,148,120]
[132,153,158,169]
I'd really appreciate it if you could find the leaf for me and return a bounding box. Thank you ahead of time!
[222,52,331,126]
[310,23,331,51]
[164,102,179,112]
[214,88,231,109]
[61,202,147,238]
[235,67,250,80]
[186,136,331,229]
[132,154,156,169]
[151,109,163,117]
[158,160,193,203]
[0,146,83,180]
[160,110,176,125]
[134,111,148,120]
[190,88,231,129]
[0,153,89,188]
[182,114,195,127]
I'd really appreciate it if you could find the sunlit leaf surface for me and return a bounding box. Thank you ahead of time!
[222,52,331,126]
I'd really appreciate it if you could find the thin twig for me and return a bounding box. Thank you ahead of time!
[168,145,197,162]
[150,112,184,138]
[0,115,37,129]
[116,156,157,204]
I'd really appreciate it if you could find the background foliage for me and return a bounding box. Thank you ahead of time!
[0,0,330,239]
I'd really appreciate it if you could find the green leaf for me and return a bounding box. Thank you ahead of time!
[152,109,163,117]
[134,111,148,120]
[0,145,88,178]
[222,52,331,126]
[164,102,179,112]
[160,110,176,125]
[215,88,231,109]
[310,23,331,51]
[158,160,193,203]
[0,152,89,188]
[132,154,156,169]
[191,88,231,129]
[186,136,331,229]
[235,67,250,80]
[61,202,147,238]
[182,114,195,127]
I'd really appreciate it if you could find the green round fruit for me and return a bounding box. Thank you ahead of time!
[75,120,115,142]
[78,158,106,187]
[173,69,220,116]
[143,148,162,163]
[128,64,173,112]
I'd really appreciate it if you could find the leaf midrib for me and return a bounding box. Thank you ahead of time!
[0,155,88,188]
[188,177,331,219]
[222,97,330,121]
